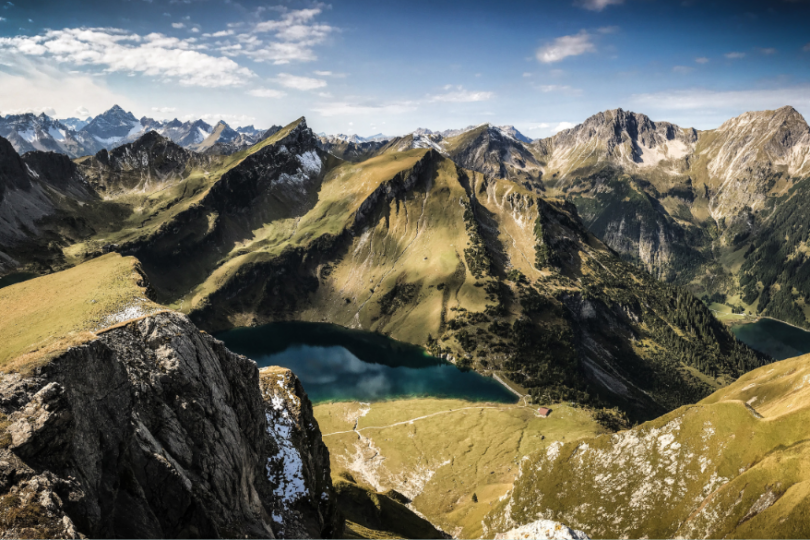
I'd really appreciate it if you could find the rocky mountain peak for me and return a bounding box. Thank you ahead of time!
[190,119,213,130]
[0,135,29,193]
[540,108,697,171]
[81,105,141,141]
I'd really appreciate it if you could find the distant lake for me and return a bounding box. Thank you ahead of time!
[0,272,38,289]
[216,322,517,404]
[732,318,810,360]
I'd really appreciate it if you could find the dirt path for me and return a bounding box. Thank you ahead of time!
[322,398,539,438]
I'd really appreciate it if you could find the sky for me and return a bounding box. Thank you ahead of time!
[1,0,809,138]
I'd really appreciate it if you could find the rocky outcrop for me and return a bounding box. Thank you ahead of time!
[494,519,589,540]
[444,124,544,190]
[537,108,698,173]
[0,311,340,538]
[0,137,96,265]
[259,367,340,538]
[78,131,209,195]
[317,138,386,162]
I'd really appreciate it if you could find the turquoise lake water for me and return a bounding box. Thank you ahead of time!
[216,322,517,404]
[732,318,810,360]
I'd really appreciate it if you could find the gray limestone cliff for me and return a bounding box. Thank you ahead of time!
[0,311,340,539]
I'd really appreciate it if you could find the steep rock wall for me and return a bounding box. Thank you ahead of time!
[0,312,340,539]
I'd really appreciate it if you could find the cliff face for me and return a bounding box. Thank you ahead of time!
[78,131,210,195]
[0,311,339,539]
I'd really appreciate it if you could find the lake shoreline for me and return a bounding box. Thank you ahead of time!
[727,314,810,333]
[730,317,810,361]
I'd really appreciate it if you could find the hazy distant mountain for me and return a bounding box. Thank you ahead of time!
[0,113,98,157]
[236,125,264,138]
[58,116,92,131]
[80,105,144,146]
[412,124,531,142]
[0,105,275,157]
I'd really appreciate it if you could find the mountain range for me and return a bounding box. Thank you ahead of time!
[317,106,810,329]
[0,105,276,158]
[6,104,810,332]
[2,104,810,538]
[0,113,771,424]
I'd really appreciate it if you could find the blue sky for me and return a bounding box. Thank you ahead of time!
[1,0,809,137]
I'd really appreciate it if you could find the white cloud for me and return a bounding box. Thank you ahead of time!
[203,29,234,38]
[248,87,286,98]
[758,47,776,55]
[274,72,326,90]
[672,65,694,74]
[2,105,56,116]
[725,51,746,59]
[524,121,575,134]
[523,72,532,77]
[313,70,346,77]
[804,43,810,52]
[311,100,417,118]
[574,0,624,10]
[217,7,334,65]
[0,27,255,87]
[151,106,177,113]
[695,57,709,64]
[537,84,576,93]
[429,86,494,102]
[186,112,256,124]
[630,86,810,114]
[552,121,576,133]
[0,58,133,118]
[0,17,5,22]
[536,31,596,63]
[172,22,185,29]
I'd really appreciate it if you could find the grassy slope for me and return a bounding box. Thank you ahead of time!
[0,253,162,372]
[65,118,307,267]
[484,353,810,539]
[315,398,602,538]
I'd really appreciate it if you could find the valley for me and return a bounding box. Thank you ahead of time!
[4,0,810,537]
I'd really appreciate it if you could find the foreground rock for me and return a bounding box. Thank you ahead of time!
[0,312,340,538]
[495,520,589,540]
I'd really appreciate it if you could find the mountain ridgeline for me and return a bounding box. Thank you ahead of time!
[5,106,810,539]
[321,106,810,330]
[0,105,276,158]
[0,114,771,424]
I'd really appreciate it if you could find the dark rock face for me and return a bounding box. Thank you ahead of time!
[78,131,206,194]
[22,151,95,200]
[0,312,340,538]
[0,136,31,198]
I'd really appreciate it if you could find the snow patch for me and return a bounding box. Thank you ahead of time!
[48,126,66,141]
[297,150,322,175]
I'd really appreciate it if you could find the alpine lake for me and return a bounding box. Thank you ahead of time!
[732,317,810,361]
[216,321,518,404]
